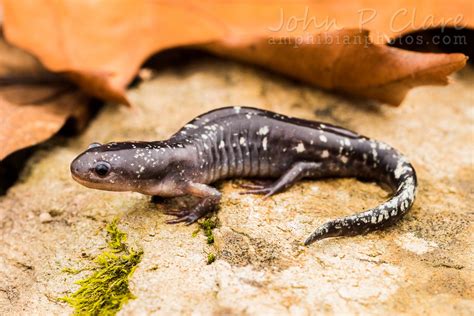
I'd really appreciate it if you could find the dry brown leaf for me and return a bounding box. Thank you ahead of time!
[0,91,89,160]
[0,32,90,160]
[1,0,472,105]
[206,29,467,105]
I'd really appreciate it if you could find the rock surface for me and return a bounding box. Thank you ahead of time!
[0,58,473,315]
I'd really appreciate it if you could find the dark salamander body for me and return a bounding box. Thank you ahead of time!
[71,106,417,245]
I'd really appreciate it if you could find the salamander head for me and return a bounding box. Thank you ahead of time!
[70,141,176,194]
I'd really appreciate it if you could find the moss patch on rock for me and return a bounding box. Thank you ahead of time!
[206,253,216,265]
[199,218,217,245]
[60,219,143,315]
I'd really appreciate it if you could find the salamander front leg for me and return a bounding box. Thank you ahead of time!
[240,161,322,198]
[164,182,221,225]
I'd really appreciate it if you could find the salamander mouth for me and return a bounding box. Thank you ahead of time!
[71,172,94,188]
[71,171,131,192]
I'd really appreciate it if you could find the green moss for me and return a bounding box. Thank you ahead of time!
[199,218,217,245]
[61,267,82,275]
[206,253,216,265]
[191,227,200,238]
[60,219,143,315]
[106,218,127,252]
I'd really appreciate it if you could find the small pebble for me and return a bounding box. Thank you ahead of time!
[138,68,153,81]
[39,212,53,223]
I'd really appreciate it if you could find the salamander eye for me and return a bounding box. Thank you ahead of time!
[94,162,111,177]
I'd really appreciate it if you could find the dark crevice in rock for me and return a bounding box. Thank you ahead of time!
[388,27,474,61]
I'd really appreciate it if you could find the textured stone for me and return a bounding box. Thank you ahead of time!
[39,212,53,223]
[0,58,472,315]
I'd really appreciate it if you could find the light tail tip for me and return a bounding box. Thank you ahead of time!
[303,230,328,246]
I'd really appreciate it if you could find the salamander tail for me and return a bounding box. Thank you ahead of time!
[304,157,417,245]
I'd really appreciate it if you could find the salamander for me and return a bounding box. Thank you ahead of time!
[70,106,417,245]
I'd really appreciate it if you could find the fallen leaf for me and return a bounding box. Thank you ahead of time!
[1,1,472,105]
[205,29,467,105]
[0,89,90,161]
[0,31,90,160]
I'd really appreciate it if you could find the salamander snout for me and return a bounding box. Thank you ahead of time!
[70,147,130,192]
[70,154,88,180]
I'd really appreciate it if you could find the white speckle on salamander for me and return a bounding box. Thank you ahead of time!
[394,162,404,179]
[262,137,268,150]
[204,125,218,131]
[372,148,378,161]
[394,157,411,179]
[319,135,328,143]
[219,140,225,149]
[340,156,349,163]
[185,124,198,129]
[240,137,246,145]
[321,150,329,158]
[234,106,241,113]
[294,142,305,153]
[257,126,269,135]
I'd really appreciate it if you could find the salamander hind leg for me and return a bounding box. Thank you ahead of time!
[165,183,221,225]
[240,161,322,198]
